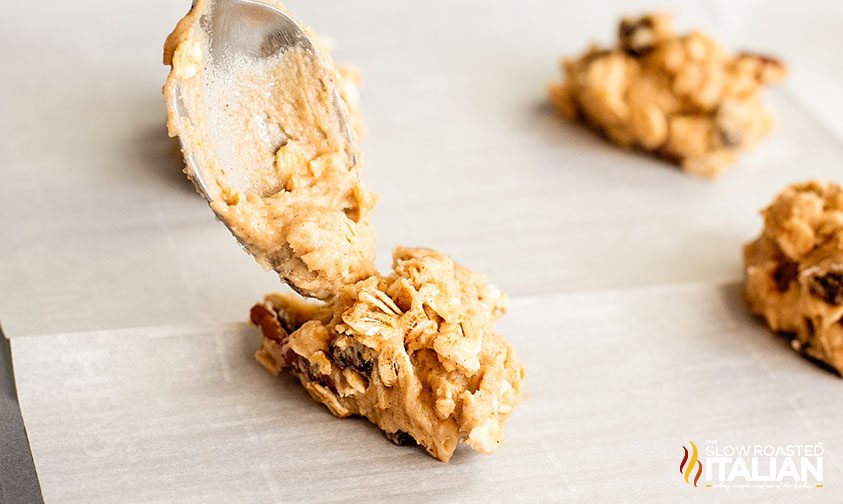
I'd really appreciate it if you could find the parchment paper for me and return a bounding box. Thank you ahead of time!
[3,0,843,502]
[13,286,843,503]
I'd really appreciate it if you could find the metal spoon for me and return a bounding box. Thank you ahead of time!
[167,0,357,220]
[165,0,361,299]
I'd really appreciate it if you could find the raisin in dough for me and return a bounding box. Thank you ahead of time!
[745,181,843,374]
[549,13,787,178]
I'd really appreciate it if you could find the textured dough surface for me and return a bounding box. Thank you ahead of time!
[163,0,376,300]
[744,181,843,374]
[251,247,524,461]
[549,13,787,178]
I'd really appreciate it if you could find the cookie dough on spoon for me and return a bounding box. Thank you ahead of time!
[164,0,376,300]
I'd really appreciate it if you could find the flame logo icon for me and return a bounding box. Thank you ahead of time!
[679,441,703,487]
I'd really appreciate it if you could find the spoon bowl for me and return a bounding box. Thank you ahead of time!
[168,0,355,202]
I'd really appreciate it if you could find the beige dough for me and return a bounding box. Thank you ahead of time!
[252,247,524,461]
[744,181,843,374]
[163,0,376,300]
[163,0,525,461]
[549,13,787,178]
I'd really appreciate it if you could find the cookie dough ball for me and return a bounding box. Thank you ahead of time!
[549,13,787,178]
[251,247,525,461]
[744,181,843,373]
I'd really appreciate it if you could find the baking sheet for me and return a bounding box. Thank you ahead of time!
[3,0,843,501]
[0,334,43,504]
[13,285,843,503]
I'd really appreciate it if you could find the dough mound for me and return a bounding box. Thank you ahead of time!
[549,13,786,178]
[251,247,525,461]
[744,181,843,373]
